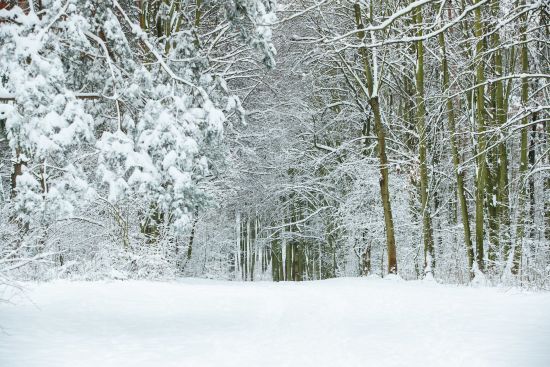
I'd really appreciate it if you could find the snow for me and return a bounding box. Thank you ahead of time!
[1,278,549,367]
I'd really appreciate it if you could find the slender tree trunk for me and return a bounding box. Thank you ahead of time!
[371,98,398,274]
[187,208,199,261]
[235,212,241,279]
[438,30,475,278]
[414,7,435,276]
[10,148,24,199]
[513,4,530,275]
[271,239,280,281]
[492,0,511,272]
[354,1,398,274]
[473,0,487,273]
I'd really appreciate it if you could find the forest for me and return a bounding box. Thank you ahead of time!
[1,0,548,288]
[1,1,549,366]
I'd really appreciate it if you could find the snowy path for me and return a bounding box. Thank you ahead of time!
[1,278,549,367]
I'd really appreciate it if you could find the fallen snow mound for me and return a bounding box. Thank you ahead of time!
[1,278,549,367]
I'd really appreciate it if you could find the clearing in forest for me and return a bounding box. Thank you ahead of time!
[1,278,549,367]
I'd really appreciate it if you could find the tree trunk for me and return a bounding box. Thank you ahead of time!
[438,29,475,278]
[513,4,529,275]
[371,98,398,274]
[414,6,435,276]
[354,1,398,274]
[187,208,199,261]
[473,0,487,273]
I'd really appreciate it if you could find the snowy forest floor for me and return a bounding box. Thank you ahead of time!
[1,278,549,367]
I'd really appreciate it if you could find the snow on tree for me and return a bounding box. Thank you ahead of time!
[0,0,277,278]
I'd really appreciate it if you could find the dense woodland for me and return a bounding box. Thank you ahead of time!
[0,0,548,288]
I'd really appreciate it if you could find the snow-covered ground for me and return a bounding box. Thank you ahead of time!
[1,277,549,367]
